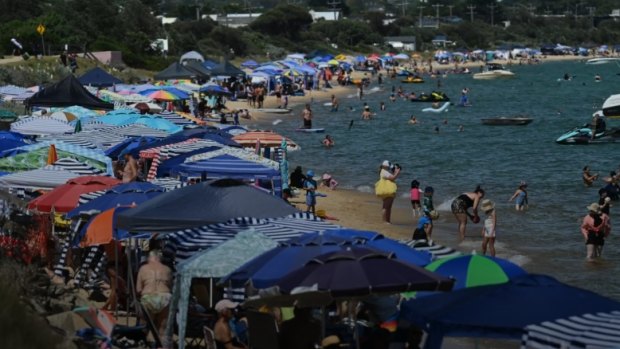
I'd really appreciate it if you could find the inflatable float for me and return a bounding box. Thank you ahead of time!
[422,102,450,113]
[295,128,326,133]
[401,76,425,83]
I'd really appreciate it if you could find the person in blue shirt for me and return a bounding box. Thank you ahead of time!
[412,210,439,243]
[304,170,317,214]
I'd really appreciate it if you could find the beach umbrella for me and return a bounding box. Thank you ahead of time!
[0,109,17,119]
[135,116,183,134]
[0,138,28,152]
[400,274,620,349]
[49,111,77,122]
[240,60,259,69]
[523,311,620,349]
[28,176,121,213]
[130,102,163,113]
[78,206,134,247]
[73,119,82,133]
[394,53,410,60]
[327,59,339,66]
[198,84,231,95]
[115,178,299,232]
[144,90,180,101]
[98,111,141,126]
[46,144,58,165]
[424,255,527,290]
[232,131,299,150]
[276,247,454,298]
[66,182,164,219]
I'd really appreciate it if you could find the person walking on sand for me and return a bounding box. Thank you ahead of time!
[451,185,485,241]
[303,170,318,215]
[580,203,610,261]
[301,104,313,129]
[136,250,173,345]
[480,199,497,256]
[508,181,528,211]
[376,160,401,224]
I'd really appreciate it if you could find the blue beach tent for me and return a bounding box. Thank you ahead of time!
[78,67,122,87]
[400,274,620,349]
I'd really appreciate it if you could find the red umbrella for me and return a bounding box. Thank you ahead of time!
[28,176,121,213]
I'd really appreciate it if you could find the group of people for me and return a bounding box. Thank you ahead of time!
[581,164,617,261]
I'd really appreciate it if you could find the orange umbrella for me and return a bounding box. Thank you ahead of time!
[80,206,135,247]
[47,144,58,165]
[232,131,298,149]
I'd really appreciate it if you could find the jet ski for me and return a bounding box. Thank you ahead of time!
[556,125,620,144]
[410,91,450,102]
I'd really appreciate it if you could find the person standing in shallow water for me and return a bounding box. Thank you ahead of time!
[451,185,485,241]
[480,199,497,256]
[301,104,313,129]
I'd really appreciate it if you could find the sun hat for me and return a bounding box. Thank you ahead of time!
[382,160,390,167]
[214,299,239,313]
[587,202,601,213]
[307,170,315,178]
[481,199,495,212]
[322,173,332,180]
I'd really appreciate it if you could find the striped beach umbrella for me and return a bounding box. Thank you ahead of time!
[425,254,527,290]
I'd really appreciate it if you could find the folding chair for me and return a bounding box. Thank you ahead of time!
[203,326,217,349]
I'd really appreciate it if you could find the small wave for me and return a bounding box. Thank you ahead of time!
[436,198,455,211]
[356,185,373,193]
[508,254,531,267]
[347,94,356,99]
[272,119,282,125]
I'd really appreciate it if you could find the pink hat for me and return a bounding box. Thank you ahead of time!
[322,173,332,180]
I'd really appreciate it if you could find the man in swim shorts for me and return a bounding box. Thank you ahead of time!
[136,250,173,343]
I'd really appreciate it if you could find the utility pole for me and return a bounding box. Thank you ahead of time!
[586,6,596,27]
[417,6,425,28]
[327,0,341,21]
[487,3,496,26]
[194,0,200,21]
[467,5,475,22]
[396,0,409,17]
[432,4,443,28]
[448,5,454,17]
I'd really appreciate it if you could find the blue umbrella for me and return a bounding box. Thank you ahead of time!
[0,138,28,152]
[275,247,454,298]
[66,182,164,219]
[105,136,160,159]
[222,229,433,289]
[0,131,31,142]
[98,111,141,126]
[135,116,183,134]
[400,274,620,349]
[240,60,259,69]
[199,84,231,95]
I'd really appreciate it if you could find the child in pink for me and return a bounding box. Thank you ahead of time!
[410,180,423,217]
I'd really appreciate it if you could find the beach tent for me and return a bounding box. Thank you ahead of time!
[10,117,74,136]
[0,141,113,175]
[240,60,259,69]
[400,274,620,349]
[154,62,209,81]
[202,59,218,69]
[115,179,298,232]
[522,311,620,349]
[78,67,122,88]
[206,61,245,77]
[25,75,114,110]
[167,230,278,349]
[179,51,205,63]
[176,154,282,194]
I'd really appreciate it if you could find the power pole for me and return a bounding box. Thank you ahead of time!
[195,0,200,21]
[417,6,425,28]
[467,5,475,22]
[396,0,409,17]
[432,4,443,28]
[487,3,496,26]
[448,5,454,17]
[327,0,341,21]
[586,6,596,27]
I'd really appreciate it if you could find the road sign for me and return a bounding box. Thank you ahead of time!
[36,24,45,36]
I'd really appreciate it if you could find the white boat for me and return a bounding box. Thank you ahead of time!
[586,57,620,66]
[603,94,620,118]
[473,63,515,80]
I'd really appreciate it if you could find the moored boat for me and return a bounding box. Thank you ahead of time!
[481,117,533,126]
[473,63,515,80]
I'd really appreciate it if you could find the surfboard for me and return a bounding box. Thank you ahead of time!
[295,128,325,133]
[255,108,292,114]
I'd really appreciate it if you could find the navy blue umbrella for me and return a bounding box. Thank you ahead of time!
[275,247,454,298]
[400,274,620,349]
[199,84,231,95]
[104,136,160,159]
[66,182,164,219]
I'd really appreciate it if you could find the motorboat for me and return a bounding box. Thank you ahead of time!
[602,94,620,118]
[556,125,620,144]
[481,117,533,126]
[410,91,450,102]
[473,63,515,80]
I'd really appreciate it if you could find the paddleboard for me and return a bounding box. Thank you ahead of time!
[295,128,325,133]
[422,102,450,113]
[255,108,292,114]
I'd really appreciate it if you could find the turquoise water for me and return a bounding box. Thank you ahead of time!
[272,60,620,300]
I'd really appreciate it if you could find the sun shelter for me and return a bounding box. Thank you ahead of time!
[400,274,620,349]
[25,75,114,110]
[78,67,122,88]
[206,61,245,78]
[28,176,121,213]
[176,154,283,195]
[11,117,74,136]
[166,230,278,349]
[0,141,113,175]
[154,62,209,81]
[115,179,299,232]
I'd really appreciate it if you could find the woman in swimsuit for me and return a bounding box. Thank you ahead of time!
[509,181,528,211]
[582,166,598,187]
[136,250,172,344]
[451,185,485,241]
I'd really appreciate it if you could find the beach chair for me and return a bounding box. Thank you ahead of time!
[246,310,280,349]
[203,326,217,349]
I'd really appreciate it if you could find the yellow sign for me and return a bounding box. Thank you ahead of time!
[36,24,45,35]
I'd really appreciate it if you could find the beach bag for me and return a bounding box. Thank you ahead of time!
[375,179,397,198]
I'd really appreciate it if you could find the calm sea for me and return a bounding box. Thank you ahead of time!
[264,60,620,300]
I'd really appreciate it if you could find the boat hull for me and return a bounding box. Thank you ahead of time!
[481,118,533,126]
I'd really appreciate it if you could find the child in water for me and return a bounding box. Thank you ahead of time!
[480,199,497,256]
[410,180,423,217]
[508,181,528,211]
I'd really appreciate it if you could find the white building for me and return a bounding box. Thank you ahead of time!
[309,10,340,22]
[205,13,260,28]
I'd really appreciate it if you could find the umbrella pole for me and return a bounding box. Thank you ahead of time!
[114,240,119,318]
[209,278,213,308]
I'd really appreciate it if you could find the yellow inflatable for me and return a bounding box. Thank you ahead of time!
[402,76,424,83]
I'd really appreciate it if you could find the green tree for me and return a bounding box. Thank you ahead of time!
[249,4,313,40]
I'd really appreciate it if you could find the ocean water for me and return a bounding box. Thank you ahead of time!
[274,60,620,300]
